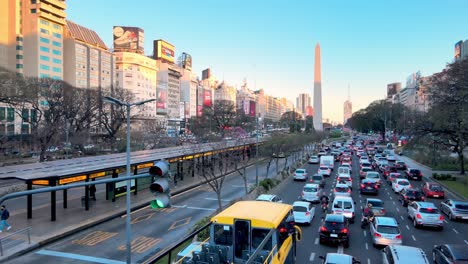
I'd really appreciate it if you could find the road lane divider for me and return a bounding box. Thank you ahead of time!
[337,245,344,254]
[367,258,371,264]
[452,228,459,234]
[204,197,231,202]
[314,238,319,245]
[363,230,367,237]
[365,243,368,250]
[309,252,315,262]
[36,249,125,264]
[411,235,416,241]
[406,225,410,230]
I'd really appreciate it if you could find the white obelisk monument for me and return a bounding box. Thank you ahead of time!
[313,43,323,131]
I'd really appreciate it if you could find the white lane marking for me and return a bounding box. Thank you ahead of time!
[314,238,319,245]
[443,219,448,224]
[392,201,396,205]
[412,235,416,241]
[204,197,231,202]
[36,250,125,264]
[337,245,344,254]
[365,243,369,250]
[187,206,216,211]
[363,230,367,237]
[309,252,316,262]
[406,225,410,230]
[389,197,393,200]
[464,240,468,245]
[367,258,371,264]
[172,204,188,208]
[400,215,404,220]
[396,207,400,212]
[360,206,363,210]
[453,228,459,234]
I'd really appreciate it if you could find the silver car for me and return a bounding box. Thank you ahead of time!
[334,183,351,197]
[440,199,468,221]
[370,217,402,246]
[407,202,444,230]
[293,168,308,181]
[301,183,321,202]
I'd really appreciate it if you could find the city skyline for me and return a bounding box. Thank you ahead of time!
[38,1,468,122]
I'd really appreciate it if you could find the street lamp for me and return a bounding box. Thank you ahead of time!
[255,115,261,186]
[103,96,156,264]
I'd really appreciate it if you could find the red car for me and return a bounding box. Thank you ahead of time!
[422,183,445,198]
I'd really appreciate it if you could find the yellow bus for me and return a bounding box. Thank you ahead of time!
[178,200,302,264]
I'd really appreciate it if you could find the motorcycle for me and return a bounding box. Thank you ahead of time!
[361,216,374,229]
[321,203,328,213]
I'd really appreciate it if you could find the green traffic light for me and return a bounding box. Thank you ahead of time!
[150,199,167,209]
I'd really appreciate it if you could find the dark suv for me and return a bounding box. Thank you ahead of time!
[398,188,425,206]
[406,168,423,181]
[319,214,350,248]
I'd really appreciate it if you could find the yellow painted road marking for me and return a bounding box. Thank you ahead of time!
[131,213,155,224]
[72,231,118,246]
[118,236,161,254]
[169,217,192,230]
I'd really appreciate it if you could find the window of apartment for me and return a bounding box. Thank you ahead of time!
[16,54,23,60]
[31,0,37,4]
[40,19,49,26]
[0,125,5,136]
[22,109,29,122]
[52,76,61,80]
[40,64,50,70]
[16,45,23,50]
[16,36,23,41]
[7,108,15,122]
[52,32,61,39]
[16,64,23,69]
[40,55,49,61]
[40,28,49,34]
[52,58,61,64]
[52,67,61,73]
[52,24,61,30]
[40,46,49,52]
[7,124,14,136]
[39,73,50,78]
[52,49,61,55]
[52,41,61,47]
[21,124,29,134]
[30,9,36,13]
[31,109,37,123]
[40,37,50,44]
[0,107,5,121]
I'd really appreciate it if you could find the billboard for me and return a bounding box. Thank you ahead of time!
[197,105,203,117]
[306,106,314,117]
[154,40,175,63]
[203,89,212,107]
[387,83,401,98]
[181,52,192,71]
[249,101,256,117]
[179,102,190,119]
[156,81,168,115]
[455,41,463,59]
[113,26,144,53]
[202,68,211,80]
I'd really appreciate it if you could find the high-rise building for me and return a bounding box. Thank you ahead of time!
[64,20,115,90]
[179,68,197,118]
[156,60,181,120]
[296,93,311,117]
[454,40,468,61]
[313,43,323,131]
[214,82,237,105]
[0,0,67,79]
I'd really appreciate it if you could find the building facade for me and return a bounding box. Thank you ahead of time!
[214,82,237,105]
[296,93,311,117]
[157,60,182,120]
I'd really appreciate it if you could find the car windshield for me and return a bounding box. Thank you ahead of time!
[430,185,443,191]
[324,221,345,229]
[335,187,348,192]
[343,202,353,209]
[367,174,378,179]
[293,206,307,212]
[407,191,422,196]
[368,200,383,207]
[362,168,372,172]
[311,156,318,159]
[398,181,409,185]
[338,177,350,181]
[304,187,317,192]
[377,226,399,234]
[420,208,439,214]
[296,169,305,173]
[455,203,468,210]
[313,176,322,181]
[319,167,328,170]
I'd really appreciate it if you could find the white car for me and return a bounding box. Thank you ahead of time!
[391,179,412,193]
[256,194,283,203]
[365,171,382,186]
[292,201,315,225]
[301,183,321,202]
[337,175,353,188]
[293,168,308,181]
[340,163,353,174]
[317,166,331,177]
[360,157,370,164]
[319,253,360,264]
[386,154,396,162]
[333,183,351,197]
[308,156,319,164]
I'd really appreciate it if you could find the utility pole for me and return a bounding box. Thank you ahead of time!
[255,114,259,186]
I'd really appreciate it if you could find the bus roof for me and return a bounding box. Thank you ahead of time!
[211,201,292,228]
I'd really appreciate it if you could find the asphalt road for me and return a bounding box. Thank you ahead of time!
[8,156,295,264]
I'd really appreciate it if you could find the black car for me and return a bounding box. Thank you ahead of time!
[398,188,425,207]
[360,179,379,195]
[406,168,423,181]
[433,244,468,264]
[319,214,350,248]
[394,161,407,170]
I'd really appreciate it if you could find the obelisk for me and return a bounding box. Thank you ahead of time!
[313,43,323,131]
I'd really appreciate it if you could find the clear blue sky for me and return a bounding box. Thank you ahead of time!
[67,0,467,123]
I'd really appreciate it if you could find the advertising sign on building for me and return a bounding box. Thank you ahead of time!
[387,83,401,98]
[156,81,168,115]
[406,71,421,89]
[181,52,192,71]
[202,68,211,80]
[203,89,212,107]
[455,41,463,60]
[249,101,256,117]
[197,105,203,117]
[154,40,175,63]
[113,26,144,53]
[306,106,314,117]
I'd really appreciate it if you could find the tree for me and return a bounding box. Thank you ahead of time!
[416,59,468,174]
[280,111,303,132]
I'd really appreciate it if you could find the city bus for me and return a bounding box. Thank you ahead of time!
[175,200,302,264]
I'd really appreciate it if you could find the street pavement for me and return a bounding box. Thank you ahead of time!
[5,156,295,263]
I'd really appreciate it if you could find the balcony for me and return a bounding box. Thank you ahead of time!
[41,0,66,10]
[38,2,66,18]
[39,11,66,25]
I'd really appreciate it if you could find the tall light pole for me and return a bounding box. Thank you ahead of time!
[103,96,156,264]
[255,115,260,186]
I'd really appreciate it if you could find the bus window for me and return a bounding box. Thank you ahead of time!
[252,228,272,251]
[214,224,233,246]
[234,220,251,259]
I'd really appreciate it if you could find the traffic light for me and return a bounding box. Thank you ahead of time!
[149,161,171,208]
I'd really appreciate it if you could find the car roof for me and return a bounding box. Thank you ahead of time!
[396,178,409,182]
[388,245,428,263]
[256,194,276,200]
[415,202,437,208]
[325,253,353,262]
[366,198,383,203]
[325,214,345,222]
[304,183,319,188]
[335,183,349,188]
[362,179,376,183]
[295,168,306,172]
[445,244,468,259]
[334,196,353,201]
[292,201,310,207]
[375,217,398,226]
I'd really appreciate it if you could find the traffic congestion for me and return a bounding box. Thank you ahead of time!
[272,136,468,264]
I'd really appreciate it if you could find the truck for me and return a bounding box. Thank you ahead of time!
[320,155,335,171]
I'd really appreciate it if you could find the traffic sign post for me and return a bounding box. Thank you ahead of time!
[149,161,171,208]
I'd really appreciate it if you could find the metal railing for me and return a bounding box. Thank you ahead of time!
[0,227,31,256]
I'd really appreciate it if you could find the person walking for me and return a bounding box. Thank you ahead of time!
[89,185,97,201]
[0,205,11,232]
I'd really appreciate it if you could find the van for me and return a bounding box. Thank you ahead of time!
[320,155,335,171]
[382,245,429,264]
[331,196,356,223]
